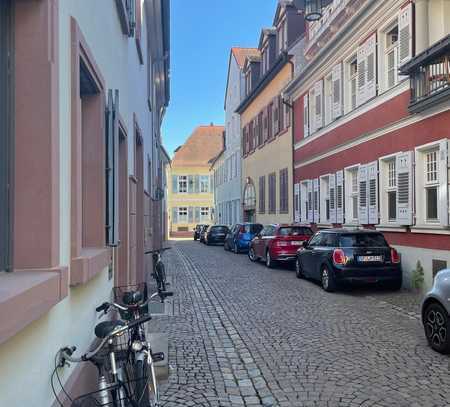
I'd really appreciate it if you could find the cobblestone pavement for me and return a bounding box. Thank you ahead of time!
[151,241,450,407]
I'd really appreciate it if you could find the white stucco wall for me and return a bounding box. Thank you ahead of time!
[214,55,245,225]
[0,2,157,406]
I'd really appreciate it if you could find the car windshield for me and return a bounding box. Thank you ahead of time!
[244,224,262,233]
[339,233,389,248]
[278,227,313,236]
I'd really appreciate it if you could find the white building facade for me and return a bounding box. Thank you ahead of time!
[213,48,258,226]
[0,1,170,405]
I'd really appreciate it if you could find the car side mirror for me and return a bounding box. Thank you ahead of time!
[302,240,308,248]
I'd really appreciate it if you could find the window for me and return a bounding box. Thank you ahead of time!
[277,19,287,53]
[279,168,288,214]
[178,175,188,193]
[278,227,313,237]
[259,176,266,214]
[200,207,210,222]
[243,179,256,210]
[268,173,276,214]
[0,0,11,271]
[385,24,399,89]
[339,233,388,248]
[178,207,188,223]
[319,176,330,224]
[261,45,269,74]
[200,175,209,193]
[345,55,358,112]
[344,166,359,224]
[425,149,439,221]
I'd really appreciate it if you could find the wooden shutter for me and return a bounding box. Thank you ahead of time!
[308,87,316,134]
[315,80,323,131]
[172,207,178,224]
[106,89,119,246]
[367,161,379,224]
[294,183,300,222]
[356,43,366,106]
[273,97,279,136]
[285,97,291,128]
[195,207,200,223]
[279,96,284,131]
[398,3,413,66]
[396,151,414,225]
[194,175,200,193]
[268,103,273,140]
[332,63,342,120]
[307,180,313,223]
[365,33,377,101]
[172,175,178,193]
[439,140,449,227]
[188,175,194,193]
[303,94,309,138]
[313,178,319,222]
[209,174,214,192]
[329,174,337,224]
[300,182,308,223]
[336,170,344,224]
[188,207,194,223]
[358,165,369,224]
[263,107,268,141]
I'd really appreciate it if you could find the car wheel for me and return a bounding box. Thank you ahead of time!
[295,258,304,279]
[266,250,275,268]
[248,246,257,262]
[233,243,239,254]
[424,303,450,354]
[321,265,336,292]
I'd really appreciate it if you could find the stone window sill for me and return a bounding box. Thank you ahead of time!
[71,247,111,286]
[0,267,68,345]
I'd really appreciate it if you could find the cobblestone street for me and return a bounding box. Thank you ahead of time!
[153,241,450,407]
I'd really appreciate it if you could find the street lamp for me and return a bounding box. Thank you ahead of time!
[301,0,334,22]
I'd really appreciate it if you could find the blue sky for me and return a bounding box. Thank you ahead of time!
[161,0,278,156]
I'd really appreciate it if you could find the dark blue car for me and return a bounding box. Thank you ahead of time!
[224,223,263,254]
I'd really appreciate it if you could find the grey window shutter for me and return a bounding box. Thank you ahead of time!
[194,175,200,193]
[195,207,200,222]
[209,174,214,192]
[188,207,194,223]
[172,207,178,224]
[172,175,178,193]
[106,89,119,247]
[188,175,194,193]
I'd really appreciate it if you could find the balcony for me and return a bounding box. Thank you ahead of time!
[400,35,450,113]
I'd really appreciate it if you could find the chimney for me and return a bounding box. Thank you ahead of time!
[210,122,214,126]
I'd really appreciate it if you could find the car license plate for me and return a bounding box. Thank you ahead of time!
[358,255,383,262]
[291,241,302,246]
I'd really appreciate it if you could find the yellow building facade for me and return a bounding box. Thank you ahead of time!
[167,125,224,237]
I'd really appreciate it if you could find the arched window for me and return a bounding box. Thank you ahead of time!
[243,178,256,210]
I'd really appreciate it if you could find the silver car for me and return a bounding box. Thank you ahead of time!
[422,269,450,354]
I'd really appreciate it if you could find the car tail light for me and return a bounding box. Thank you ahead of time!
[332,249,347,265]
[391,248,400,264]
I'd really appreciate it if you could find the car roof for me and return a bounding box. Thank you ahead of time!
[273,224,312,228]
[211,224,228,227]
[319,228,382,234]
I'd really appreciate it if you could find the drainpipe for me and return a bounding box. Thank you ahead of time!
[283,60,296,223]
[415,0,429,54]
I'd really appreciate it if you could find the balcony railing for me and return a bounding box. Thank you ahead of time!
[400,35,450,113]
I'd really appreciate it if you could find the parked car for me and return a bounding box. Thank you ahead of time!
[193,224,206,241]
[199,225,209,243]
[205,225,229,246]
[224,223,263,253]
[295,229,402,292]
[422,269,450,354]
[248,224,313,268]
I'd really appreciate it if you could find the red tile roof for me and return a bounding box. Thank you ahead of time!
[231,47,261,68]
[172,125,224,168]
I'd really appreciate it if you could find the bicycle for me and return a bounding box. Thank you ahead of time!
[58,289,173,407]
[145,247,171,293]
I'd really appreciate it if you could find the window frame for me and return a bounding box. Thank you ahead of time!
[379,153,399,225]
[178,207,188,224]
[279,168,289,214]
[200,175,209,193]
[344,164,360,225]
[345,53,358,113]
[178,175,188,194]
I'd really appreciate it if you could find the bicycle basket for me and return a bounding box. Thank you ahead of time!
[71,361,154,407]
[113,283,148,320]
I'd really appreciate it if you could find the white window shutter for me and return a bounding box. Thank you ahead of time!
[294,183,300,222]
[332,63,342,120]
[307,180,314,223]
[356,44,366,106]
[368,161,379,224]
[300,183,308,223]
[329,174,337,224]
[396,151,414,225]
[309,88,316,134]
[365,33,377,101]
[313,178,319,222]
[315,80,323,131]
[398,3,413,66]
[439,139,449,227]
[358,164,369,224]
[336,170,344,224]
[319,177,329,224]
[303,94,309,138]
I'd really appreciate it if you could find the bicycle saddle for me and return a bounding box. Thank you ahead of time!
[94,320,125,339]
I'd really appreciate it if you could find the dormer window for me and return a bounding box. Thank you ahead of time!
[245,69,252,96]
[261,44,270,75]
[277,18,288,53]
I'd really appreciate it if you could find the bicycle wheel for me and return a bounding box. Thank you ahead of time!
[155,262,167,292]
[134,359,158,407]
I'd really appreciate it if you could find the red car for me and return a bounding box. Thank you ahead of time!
[248,224,313,268]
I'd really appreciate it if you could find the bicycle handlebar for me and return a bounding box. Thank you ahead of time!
[60,314,152,364]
